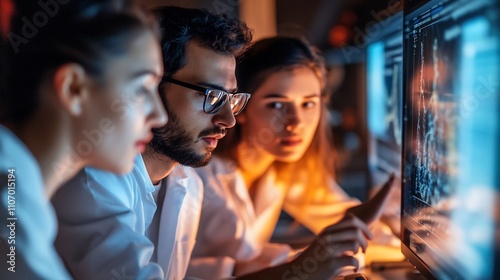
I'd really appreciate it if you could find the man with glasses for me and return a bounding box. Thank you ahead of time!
[51,7,252,280]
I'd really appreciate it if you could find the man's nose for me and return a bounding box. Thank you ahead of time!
[212,99,236,129]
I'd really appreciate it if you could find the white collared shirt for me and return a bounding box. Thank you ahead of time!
[53,156,203,280]
[148,165,203,280]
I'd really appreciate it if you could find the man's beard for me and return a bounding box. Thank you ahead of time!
[148,105,226,168]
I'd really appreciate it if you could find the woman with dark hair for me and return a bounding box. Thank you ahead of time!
[187,36,397,279]
[0,1,166,278]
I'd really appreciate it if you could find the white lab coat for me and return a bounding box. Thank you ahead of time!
[0,125,71,280]
[186,156,361,279]
[52,156,203,280]
[149,163,203,280]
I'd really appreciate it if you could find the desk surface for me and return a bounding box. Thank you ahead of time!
[337,265,427,280]
[361,266,427,280]
[361,243,428,280]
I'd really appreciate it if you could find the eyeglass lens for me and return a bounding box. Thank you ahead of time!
[205,90,248,114]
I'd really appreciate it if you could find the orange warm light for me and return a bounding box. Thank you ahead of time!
[329,25,350,48]
[0,0,14,39]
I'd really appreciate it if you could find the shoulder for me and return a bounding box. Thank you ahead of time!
[0,125,41,182]
[52,155,150,213]
[0,125,46,214]
[0,127,71,279]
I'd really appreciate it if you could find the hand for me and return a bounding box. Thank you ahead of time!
[284,214,373,279]
[235,215,372,280]
[347,174,399,225]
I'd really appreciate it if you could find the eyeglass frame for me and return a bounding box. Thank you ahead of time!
[163,77,251,115]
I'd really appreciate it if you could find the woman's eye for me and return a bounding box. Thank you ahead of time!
[303,101,316,108]
[267,102,283,110]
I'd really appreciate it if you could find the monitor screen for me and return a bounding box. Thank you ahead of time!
[366,11,403,185]
[401,0,500,279]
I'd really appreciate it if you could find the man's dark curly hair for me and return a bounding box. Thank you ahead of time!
[154,6,253,80]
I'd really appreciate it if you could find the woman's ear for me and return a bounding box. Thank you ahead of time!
[52,63,88,116]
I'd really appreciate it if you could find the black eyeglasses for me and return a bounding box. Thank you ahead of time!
[164,77,251,115]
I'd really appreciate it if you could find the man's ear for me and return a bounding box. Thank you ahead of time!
[52,63,88,116]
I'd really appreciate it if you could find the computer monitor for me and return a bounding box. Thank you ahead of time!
[366,11,403,186]
[401,0,500,279]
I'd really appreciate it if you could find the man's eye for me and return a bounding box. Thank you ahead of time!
[207,95,220,105]
[206,90,224,105]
